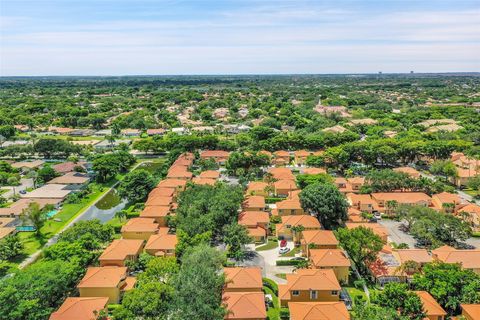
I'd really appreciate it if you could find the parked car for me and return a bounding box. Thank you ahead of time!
[280,240,287,247]
[373,212,382,220]
[19,190,27,195]
[279,247,290,254]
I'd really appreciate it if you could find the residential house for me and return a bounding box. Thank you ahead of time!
[52,161,86,174]
[246,181,269,197]
[166,166,193,180]
[200,150,230,164]
[274,198,304,216]
[149,187,176,201]
[369,249,432,286]
[346,193,378,213]
[146,128,166,136]
[301,230,339,257]
[199,170,220,180]
[334,178,353,193]
[0,198,61,218]
[121,129,140,137]
[192,177,216,186]
[47,172,90,189]
[308,249,351,283]
[238,211,269,242]
[77,266,136,304]
[140,206,171,226]
[22,184,72,200]
[145,233,178,257]
[273,179,298,197]
[278,269,341,307]
[322,125,347,134]
[49,297,109,320]
[224,267,263,292]
[288,302,350,320]
[0,218,15,241]
[414,291,447,320]
[242,196,266,212]
[273,151,291,166]
[345,223,388,242]
[11,160,44,171]
[393,167,421,179]
[145,195,173,208]
[267,167,295,181]
[98,239,144,267]
[461,304,480,320]
[347,118,378,126]
[314,105,351,118]
[294,150,312,166]
[157,179,187,193]
[276,215,321,241]
[371,192,432,213]
[222,292,267,320]
[121,218,159,240]
[431,245,480,274]
[458,204,480,231]
[302,168,326,175]
[431,192,463,213]
[346,177,365,192]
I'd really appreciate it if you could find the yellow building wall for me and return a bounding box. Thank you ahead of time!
[280,290,339,307]
[79,287,120,304]
[312,266,349,283]
[121,231,155,241]
[278,208,305,216]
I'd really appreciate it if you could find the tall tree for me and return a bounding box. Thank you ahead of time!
[336,226,384,275]
[173,245,226,320]
[299,182,348,229]
[118,169,156,203]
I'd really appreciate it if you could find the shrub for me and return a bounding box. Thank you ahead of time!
[279,308,290,319]
[276,259,304,266]
[263,278,278,295]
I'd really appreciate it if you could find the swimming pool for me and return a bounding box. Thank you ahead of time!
[46,210,58,218]
[16,226,36,232]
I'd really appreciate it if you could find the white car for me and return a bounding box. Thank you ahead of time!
[279,247,290,254]
[373,212,382,220]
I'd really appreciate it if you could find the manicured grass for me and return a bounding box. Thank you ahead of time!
[264,286,280,320]
[281,246,300,257]
[256,239,278,251]
[275,273,286,280]
[345,286,366,302]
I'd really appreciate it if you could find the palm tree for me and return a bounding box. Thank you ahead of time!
[291,225,305,245]
[115,210,127,222]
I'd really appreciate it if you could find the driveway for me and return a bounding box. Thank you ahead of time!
[378,219,417,248]
[237,242,296,284]
[0,178,34,199]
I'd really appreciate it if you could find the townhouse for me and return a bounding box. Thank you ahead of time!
[276,215,321,241]
[288,302,350,320]
[414,291,447,320]
[98,239,144,267]
[242,196,266,212]
[278,269,341,307]
[77,266,136,304]
[222,267,266,320]
[308,249,351,283]
[300,230,339,257]
[49,297,109,320]
[238,211,269,243]
[432,245,480,274]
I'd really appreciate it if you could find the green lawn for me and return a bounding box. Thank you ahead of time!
[256,239,278,251]
[274,273,286,280]
[264,286,280,320]
[17,183,111,256]
[281,246,300,257]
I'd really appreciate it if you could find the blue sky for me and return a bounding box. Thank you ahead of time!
[1,0,479,75]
